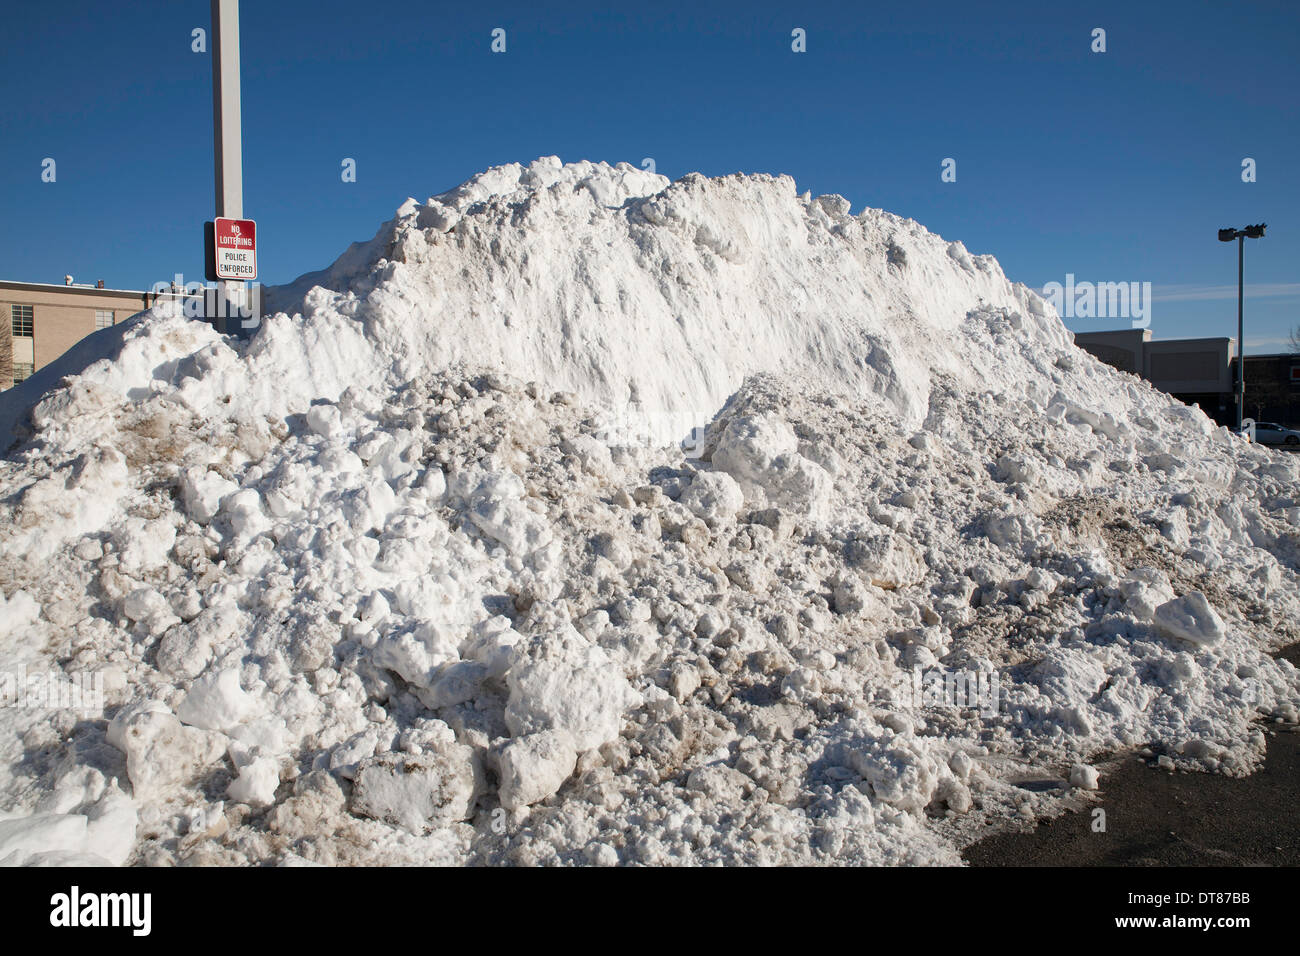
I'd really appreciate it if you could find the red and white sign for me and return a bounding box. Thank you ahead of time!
[213,217,257,280]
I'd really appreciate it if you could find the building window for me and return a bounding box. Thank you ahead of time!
[95,309,114,330]
[13,363,35,386]
[11,304,34,337]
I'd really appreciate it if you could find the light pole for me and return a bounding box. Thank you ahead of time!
[211,0,245,333]
[1218,223,1266,433]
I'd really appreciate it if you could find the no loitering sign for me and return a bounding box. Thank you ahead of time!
[212,217,257,280]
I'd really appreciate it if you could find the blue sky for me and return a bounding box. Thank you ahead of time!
[2,0,1297,352]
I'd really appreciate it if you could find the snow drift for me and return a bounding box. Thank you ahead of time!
[0,158,1297,866]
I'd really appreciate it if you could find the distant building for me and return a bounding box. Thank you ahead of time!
[1074,328,1299,427]
[1,281,166,390]
[1239,351,1300,425]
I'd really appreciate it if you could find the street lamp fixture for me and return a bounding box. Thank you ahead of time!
[1218,223,1267,433]
[1218,224,1266,242]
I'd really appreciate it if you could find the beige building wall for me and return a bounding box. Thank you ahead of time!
[0,320,10,387]
[1,282,154,389]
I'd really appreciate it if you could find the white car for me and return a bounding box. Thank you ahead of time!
[1251,421,1300,446]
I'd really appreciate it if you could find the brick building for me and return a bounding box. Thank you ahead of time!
[1,280,161,389]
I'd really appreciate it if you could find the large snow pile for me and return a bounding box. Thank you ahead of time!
[1,158,1298,866]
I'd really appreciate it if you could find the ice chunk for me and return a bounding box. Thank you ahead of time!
[711,414,832,519]
[497,730,578,811]
[1153,592,1227,647]
[177,668,258,733]
[306,403,343,438]
[179,468,238,524]
[115,709,226,801]
[350,745,482,833]
[505,622,641,753]
[1069,764,1100,790]
[227,756,281,807]
[678,470,744,527]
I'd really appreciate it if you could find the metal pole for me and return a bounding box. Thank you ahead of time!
[211,0,243,332]
[1237,234,1245,432]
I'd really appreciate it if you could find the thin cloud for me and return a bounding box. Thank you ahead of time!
[1245,335,1298,352]
[1153,283,1300,302]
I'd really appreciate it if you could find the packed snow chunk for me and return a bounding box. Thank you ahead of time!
[464,617,523,679]
[497,730,580,810]
[371,621,458,687]
[841,533,926,590]
[105,699,169,752]
[221,488,269,538]
[368,432,422,482]
[1153,592,1228,648]
[461,468,553,555]
[686,764,755,804]
[306,403,344,438]
[27,379,120,434]
[678,470,745,527]
[983,511,1040,553]
[670,662,702,702]
[114,709,226,801]
[561,434,614,476]
[329,730,379,780]
[416,659,489,710]
[176,668,258,733]
[339,475,398,534]
[850,742,943,815]
[0,589,41,639]
[114,516,177,573]
[117,588,156,623]
[80,786,138,866]
[1119,567,1175,621]
[711,413,833,519]
[419,464,448,502]
[1069,764,1100,790]
[227,756,281,807]
[228,713,291,761]
[995,454,1036,485]
[179,467,239,524]
[504,620,642,753]
[0,814,92,867]
[156,603,243,680]
[832,575,877,615]
[121,588,173,631]
[10,444,130,559]
[350,743,482,833]
[416,200,459,233]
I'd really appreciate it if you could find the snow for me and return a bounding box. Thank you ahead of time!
[497,731,579,812]
[710,414,834,520]
[117,709,226,802]
[176,668,258,733]
[0,589,39,640]
[1153,591,1228,647]
[349,743,482,833]
[1069,764,1101,790]
[179,468,238,525]
[227,756,279,808]
[0,157,1298,866]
